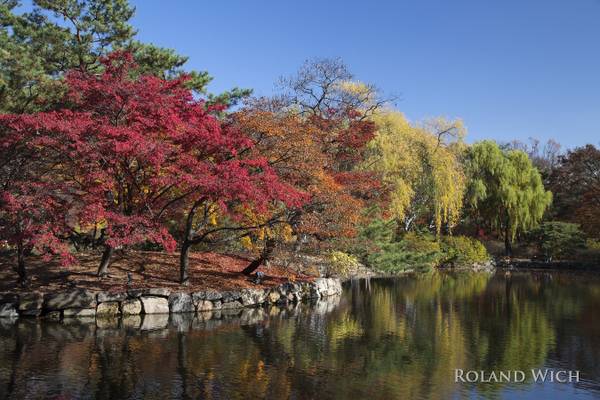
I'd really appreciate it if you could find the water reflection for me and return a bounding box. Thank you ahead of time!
[1,271,600,399]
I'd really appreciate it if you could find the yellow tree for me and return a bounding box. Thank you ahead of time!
[367,111,466,235]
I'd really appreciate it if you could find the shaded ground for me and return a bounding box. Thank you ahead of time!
[0,251,313,293]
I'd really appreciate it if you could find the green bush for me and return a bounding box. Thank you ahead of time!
[356,218,489,272]
[441,236,490,266]
[327,251,360,277]
[531,222,585,261]
[365,231,443,273]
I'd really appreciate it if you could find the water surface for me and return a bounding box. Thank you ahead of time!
[1,270,600,399]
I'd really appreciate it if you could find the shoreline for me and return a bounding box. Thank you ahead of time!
[0,278,342,320]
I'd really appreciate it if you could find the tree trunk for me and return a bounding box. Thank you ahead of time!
[179,240,191,285]
[16,242,26,287]
[97,246,114,277]
[242,238,275,276]
[504,225,513,257]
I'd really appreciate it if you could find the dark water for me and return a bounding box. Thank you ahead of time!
[1,271,600,400]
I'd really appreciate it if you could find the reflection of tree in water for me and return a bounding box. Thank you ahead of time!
[1,273,600,399]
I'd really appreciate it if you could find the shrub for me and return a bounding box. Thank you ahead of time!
[586,239,600,251]
[365,231,443,273]
[327,251,360,277]
[441,236,490,266]
[531,222,586,261]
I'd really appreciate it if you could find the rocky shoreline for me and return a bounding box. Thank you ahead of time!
[0,278,342,320]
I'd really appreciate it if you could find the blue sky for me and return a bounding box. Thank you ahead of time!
[127,0,600,148]
[16,0,600,148]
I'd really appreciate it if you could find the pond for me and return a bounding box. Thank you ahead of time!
[1,270,600,399]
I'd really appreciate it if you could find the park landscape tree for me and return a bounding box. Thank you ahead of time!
[366,111,467,235]
[465,140,552,256]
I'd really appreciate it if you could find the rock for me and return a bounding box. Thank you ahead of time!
[140,314,169,330]
[121,299,142,315]
[96,301,120,317]
[196,300,213,312]
[168,292,194,313]
[240,288,266,306]
[97,291,127,303]
[45,290,97,311]
[0,303,19,318]
[221,290,241,303]
[204,291,222,301]
[140,296,169,314]
[211,300,222,310]
[268,290,281,303]
[191,291,206,304]
[18,292,44,316]
[64,308,96,318]
[221,301,243,310]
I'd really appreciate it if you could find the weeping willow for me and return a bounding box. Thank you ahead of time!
[367,110,467,235]
[466,140,552,253]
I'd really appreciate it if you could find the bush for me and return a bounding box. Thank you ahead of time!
[530,222,585,261]
[365,231,443,273]
[327,251,360,277]
[441,236,490,266]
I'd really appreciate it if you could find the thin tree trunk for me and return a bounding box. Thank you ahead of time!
[97,246,114,277]
[180,240,191,285]
[504,225,512,257]
[242,238,275,276]
[16,242,26,287]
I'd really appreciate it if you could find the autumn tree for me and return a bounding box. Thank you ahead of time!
[465,140,552,256]
[0,114,75,285]
[233,59,385,275]
[366,111,466,235]
[549,145,600,237]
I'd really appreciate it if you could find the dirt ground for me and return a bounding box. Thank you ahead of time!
[0,250,313,293]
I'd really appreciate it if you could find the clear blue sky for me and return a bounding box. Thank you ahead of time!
[127,0,600,148]
[19,0,599,148]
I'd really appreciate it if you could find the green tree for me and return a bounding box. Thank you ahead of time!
[0,0,248,113]
[465,140,552,256]
[531,222,585,261]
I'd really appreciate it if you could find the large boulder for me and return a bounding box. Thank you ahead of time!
[221,290,242,303]
[18,292,44,316]
[196,300,213,312]
[97,291,127,303]
[121,299,142,315]
[0,303,18,318]
[140,296,169,314]
[45,290,97,311]
[240,288,266,306]
[96,301,121,317]
[267,290,281,303]
[127,287,171,298]
[204,291,222,301]
[168,293,194,313]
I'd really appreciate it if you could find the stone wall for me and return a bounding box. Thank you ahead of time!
[0,278,342,320]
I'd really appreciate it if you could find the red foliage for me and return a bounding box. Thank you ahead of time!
[1,52,307,280]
